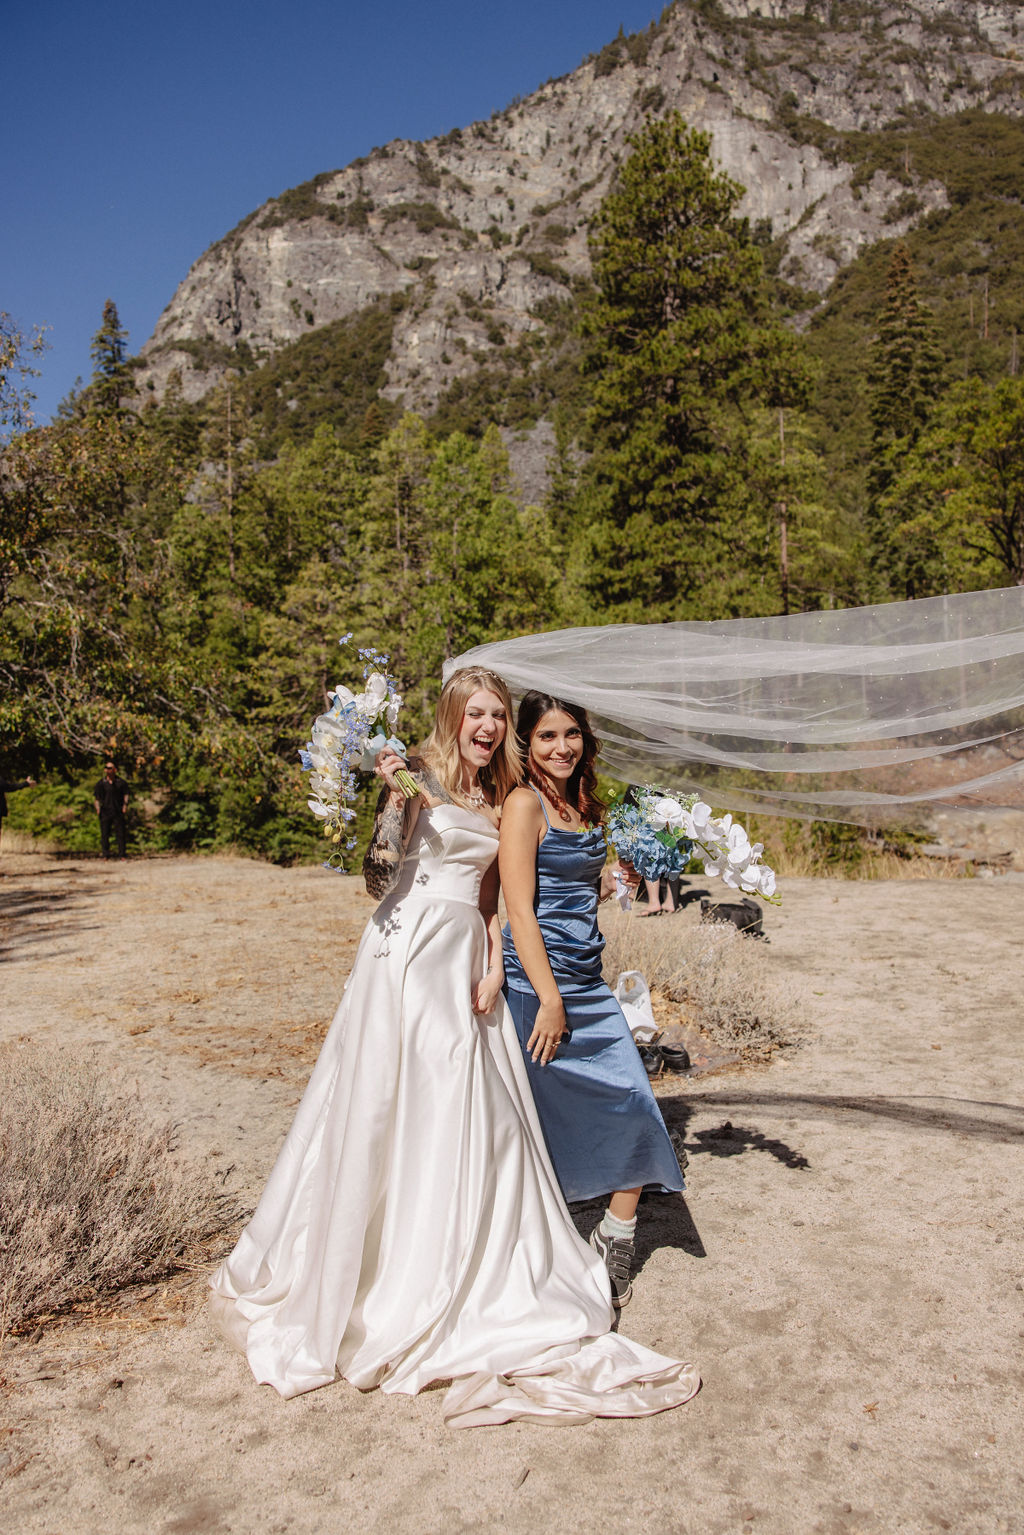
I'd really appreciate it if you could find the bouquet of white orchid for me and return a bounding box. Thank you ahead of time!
[607,786,778,903]
[300,638,418,865]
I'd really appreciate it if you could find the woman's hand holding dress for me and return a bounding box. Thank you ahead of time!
[471,970,504,1016]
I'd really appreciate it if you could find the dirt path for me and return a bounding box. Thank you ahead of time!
[1,853,1022,1535]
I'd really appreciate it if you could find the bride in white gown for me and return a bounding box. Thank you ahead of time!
[209,667,699,1427]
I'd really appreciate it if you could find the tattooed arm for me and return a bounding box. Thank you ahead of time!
[362,783,418,901]
[361,755,451,901]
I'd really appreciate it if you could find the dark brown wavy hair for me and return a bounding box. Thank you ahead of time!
[516,691,605,827]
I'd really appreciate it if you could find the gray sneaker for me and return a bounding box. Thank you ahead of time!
[589,1224,634,1308]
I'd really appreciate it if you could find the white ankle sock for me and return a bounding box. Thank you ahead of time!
[600,1209,637,1241]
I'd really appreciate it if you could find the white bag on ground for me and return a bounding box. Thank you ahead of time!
[614,971,658,1041]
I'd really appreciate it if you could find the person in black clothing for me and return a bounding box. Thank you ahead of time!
[93,760,130,859]
[0,775,36,849]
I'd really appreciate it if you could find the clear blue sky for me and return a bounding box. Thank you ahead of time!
[6,0,664,424]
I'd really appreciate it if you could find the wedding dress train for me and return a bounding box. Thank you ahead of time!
[209,804,699,1426]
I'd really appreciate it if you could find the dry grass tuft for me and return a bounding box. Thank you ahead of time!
[0,828,59,855]
[601,908,805,1055]
[770,845,966,881]
[0,1045,242,1340]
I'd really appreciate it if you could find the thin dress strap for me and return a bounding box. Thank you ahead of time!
[529,782,552,828]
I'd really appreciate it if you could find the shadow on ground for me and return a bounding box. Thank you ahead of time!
[0,876,101,962]
[671,1088,1024,1144]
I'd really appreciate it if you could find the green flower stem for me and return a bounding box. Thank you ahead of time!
[394,769,420,800]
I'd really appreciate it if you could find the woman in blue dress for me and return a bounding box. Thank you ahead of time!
[499,692,683,1308]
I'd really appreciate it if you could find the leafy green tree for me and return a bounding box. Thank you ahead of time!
[543,408,581,543]
[162,376,273,674]
[1,312,48,439]
[145,368,203,464]
[252,423,364,574]
[89,299,132,416]
[418,425,558,668]
[575,113,811,620]
[876,376,1024,594]
[0,411,204,765]
[742,405,865,613]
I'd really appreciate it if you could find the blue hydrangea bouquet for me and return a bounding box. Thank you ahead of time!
[607,786,777,904]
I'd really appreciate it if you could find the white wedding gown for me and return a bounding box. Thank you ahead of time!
[209,804,699,1427]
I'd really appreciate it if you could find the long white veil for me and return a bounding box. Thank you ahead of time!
[445,588,1024,823]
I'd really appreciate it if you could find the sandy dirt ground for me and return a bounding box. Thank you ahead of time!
[1,849,1022,1535]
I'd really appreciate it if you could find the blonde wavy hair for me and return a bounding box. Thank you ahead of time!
[420,667,523,808]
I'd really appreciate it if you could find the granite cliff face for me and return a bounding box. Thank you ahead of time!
[137,0,1024,413]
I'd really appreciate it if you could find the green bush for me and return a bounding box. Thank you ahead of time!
[260,171,346,229]
[381,201,460,235]
[4,779,99,853]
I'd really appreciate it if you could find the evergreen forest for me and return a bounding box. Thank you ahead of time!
[3,111,1024,861]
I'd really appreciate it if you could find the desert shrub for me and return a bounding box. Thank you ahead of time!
[525,252,571,284]
[600,908,804,1054]
[593,39,625,77]
[381,200,460,235]
[0,1045,242,1336]
[260,171,347,229]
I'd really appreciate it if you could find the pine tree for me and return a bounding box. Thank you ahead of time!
[575,112,809,619]
[89,299,131,415]
[866,244,943,581]
[875,376,1024,595]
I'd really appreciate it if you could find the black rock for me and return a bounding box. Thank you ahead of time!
[700,896,763,936]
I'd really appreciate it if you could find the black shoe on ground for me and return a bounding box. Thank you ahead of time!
[660,1044,691,1073]
[590,1224,635,1308]
[638,1044,663,1078]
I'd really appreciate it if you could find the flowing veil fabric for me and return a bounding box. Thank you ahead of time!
[446,589,1024,822]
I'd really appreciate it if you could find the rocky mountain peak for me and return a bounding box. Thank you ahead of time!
[136,0,1024,414]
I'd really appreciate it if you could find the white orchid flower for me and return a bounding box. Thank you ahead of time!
[673,809,695,840]
[649,795,685,830]
[689,801,715,836]
[362,672,390,713]
[699,846,727,880]
[301,643,413,868]
[315,714,349,746]
[725,823,752,866]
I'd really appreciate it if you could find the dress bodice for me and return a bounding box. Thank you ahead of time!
[503,813,607,995]
[386,803,498,909]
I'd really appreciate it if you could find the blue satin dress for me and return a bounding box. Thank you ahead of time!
[502,789,683,1203]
